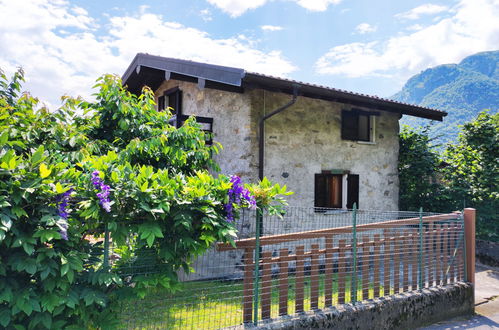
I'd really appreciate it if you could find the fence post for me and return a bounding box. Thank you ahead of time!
[351,203,358,303]
[418,207,423,290]
[464,208,476,284]
[253,208,263,325]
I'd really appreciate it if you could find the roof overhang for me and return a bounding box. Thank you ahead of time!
[242,73,447,121]
[122,53,447,121]
[122,53,245,95]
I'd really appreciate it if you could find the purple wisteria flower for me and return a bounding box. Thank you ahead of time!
[225,175,256,222]
[91,170,112,212]
[56,188,73,240]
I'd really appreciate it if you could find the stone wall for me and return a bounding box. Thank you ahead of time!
[239,283,474,330]
[155,80,259,183]
[252,90,400,211]
[155,82,400,211]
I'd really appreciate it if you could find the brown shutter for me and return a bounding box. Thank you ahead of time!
[175,90,183,128]
[341,110,359,140]
[347,174,359,209]
[314,174,328,208]
[157,95,165,111]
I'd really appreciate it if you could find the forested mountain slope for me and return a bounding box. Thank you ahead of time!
[392,50,499,146]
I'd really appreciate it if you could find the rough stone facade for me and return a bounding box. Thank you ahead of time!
[156,80,257,181]
[155,80,400,211]
[257,91,399,210]
[236,283,474,330]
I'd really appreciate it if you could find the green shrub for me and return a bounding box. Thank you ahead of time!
[0,69,290,329]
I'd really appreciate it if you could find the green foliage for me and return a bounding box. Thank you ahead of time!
[443,111,499,240]
[0,69,119,329]
[0,69,291,328]
[245,177,292,216]
[399,111,498,241]
[398,125,450,211]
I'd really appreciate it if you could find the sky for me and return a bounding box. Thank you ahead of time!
[0,0,498,108]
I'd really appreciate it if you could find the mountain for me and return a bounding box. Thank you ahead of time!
[392,50,499,146]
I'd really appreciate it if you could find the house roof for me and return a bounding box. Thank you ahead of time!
[122,53,447,121]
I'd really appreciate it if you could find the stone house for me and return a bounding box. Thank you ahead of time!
[122,53,446,212]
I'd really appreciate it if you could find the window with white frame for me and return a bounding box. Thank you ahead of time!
[314,171,359,210]
[341,109,377,143]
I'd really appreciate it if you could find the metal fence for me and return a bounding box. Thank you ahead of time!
[116,207,467,329]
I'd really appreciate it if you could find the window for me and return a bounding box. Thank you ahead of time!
[177,115,214,145]
[341,109,377,142]
[158,87,182,124]
[157,86,214,145]
[314,172,359,209]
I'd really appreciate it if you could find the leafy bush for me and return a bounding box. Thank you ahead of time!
[398,125,451,211]
[443,110,498,240]
[399,111,498,241]
[0,69,291,328]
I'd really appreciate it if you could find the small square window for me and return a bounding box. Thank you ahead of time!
[157,87,214,145]
[315,172,359,210]
[158,87,182,117]
[341,109,376,142]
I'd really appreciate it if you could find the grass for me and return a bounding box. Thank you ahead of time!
[118,274,387,329]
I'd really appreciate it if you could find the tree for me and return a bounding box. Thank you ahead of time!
[398,125,451,212]
[443,110,499,240]
[0,69,290,328]
[399,111,499,241]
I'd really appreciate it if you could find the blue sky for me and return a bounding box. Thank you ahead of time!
[0,0,498,107]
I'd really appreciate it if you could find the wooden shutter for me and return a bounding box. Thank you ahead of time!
[157,95,165,111]
[314,174,328,208]
[163,88,182,112]
[347,174,359,209]
[171,90,182,128]
[341,110,359,140]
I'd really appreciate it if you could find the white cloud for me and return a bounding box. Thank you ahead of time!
[0,0,296,107]
[395,3,449,20]
[355,23,377,34]
[406,24,425,31]
[294,0,342,11]
[109,14,296,74]
[315,0,499,80]
[200,8,213,21]
[207,0,342,17]
[206,0,268,17]
[261,25,283,31]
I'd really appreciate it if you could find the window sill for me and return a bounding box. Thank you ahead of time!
[357,141,376,145]
[324,209,349,215]
[314,208,349,214]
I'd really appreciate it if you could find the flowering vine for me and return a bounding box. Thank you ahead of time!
[225,175,256,221]
[56,188,73,240]
[91,170,112,212]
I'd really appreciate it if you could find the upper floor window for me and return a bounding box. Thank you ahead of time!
[158,87,182,117]
[341,109,377,142]
[157,86,214,145]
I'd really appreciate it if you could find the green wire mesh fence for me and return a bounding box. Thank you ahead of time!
[111,207,465,329]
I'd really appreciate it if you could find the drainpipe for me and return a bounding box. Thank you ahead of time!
[258,85,299,180]
[253,85,299,324]
[256,86,299,234]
